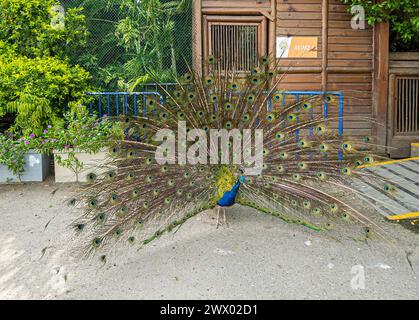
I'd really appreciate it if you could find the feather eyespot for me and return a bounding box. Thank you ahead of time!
[298,140,309,148]
[205,76,214,86]
[329,203,338,212]
[364,156,374,164]
[298,162,308,170]
[110,146,119,156]
[312,208,322,216]
[159,112,168,121]
[207,55,215,64]
[266,113,275,122]
[76,223,85,231]
[242,114,250,122]
[342,142,352,152]
[86,173,97,183]
[342,212,350,221]
[319,143,328,152]
[177,111,185,120]
[287,114,296,122]
[325,222,333,230]
[92,238,102,247]
[292,173,301,181]
[110,193,118,203]
[272,93,283,102]
[341,167,352,175]
[132,188,140,198]
[183,73,192,82]
[355,160,363,166]
[229,83,240,91]
[224,102,233,111]
[246,95,256,103]
[275,132,285,141]
[97,213,105,223]
[279,152,289,159]
[88,199,98,208]
[106,171,116,179]
[302,103,312,111]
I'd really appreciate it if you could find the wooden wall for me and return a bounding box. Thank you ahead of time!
[194,0,389,142]
[276,0,374,137]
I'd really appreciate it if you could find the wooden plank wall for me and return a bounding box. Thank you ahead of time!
[276,0,374,137]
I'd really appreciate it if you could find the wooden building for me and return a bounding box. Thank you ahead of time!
[191,0,418,158]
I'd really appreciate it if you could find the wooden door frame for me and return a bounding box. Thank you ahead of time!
[192,0,276,75]
[202,15,268,74]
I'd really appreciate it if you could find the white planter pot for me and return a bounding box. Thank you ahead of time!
[53,149,109,183]
[0,151,50,183]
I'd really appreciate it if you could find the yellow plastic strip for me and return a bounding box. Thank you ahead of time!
[411,143,419,147]
[358,157,419,169]
[386,212,419,221]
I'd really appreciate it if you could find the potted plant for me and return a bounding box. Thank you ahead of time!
[33,105,123,183]
[0,133,50,183]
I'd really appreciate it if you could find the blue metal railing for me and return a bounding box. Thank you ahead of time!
[86,90,344,160]
[86,92,165,117]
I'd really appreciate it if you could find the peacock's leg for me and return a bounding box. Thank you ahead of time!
[216,206,221,229]
[222,207,228,227]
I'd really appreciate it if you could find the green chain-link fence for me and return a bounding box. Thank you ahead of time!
[62,0,193,91]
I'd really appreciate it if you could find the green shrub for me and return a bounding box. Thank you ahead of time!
[0,133,28,178]
[0,51,91,135]
[0,0,88,58]
[0,0,91,135]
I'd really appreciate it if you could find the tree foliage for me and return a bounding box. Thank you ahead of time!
[0,0,91,134]
[341,0,418,51]
[63,0,192,90]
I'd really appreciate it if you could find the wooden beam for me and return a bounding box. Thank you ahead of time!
[268,0,276,61]
[192,0,203,76]
[321,0,329,91]
[373,21,389,154]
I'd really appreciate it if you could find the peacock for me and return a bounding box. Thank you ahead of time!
[71,56,397,259]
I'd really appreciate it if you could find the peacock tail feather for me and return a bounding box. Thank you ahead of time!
[71,55,397,259]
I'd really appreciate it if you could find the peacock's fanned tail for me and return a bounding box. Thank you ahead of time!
[71,56,396,258]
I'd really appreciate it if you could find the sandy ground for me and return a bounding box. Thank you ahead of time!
[0,179,418,300]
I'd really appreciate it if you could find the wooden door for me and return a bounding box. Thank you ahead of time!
[388,75,419,158]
